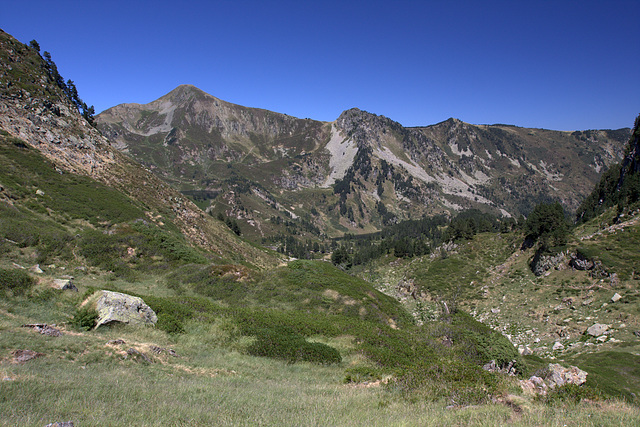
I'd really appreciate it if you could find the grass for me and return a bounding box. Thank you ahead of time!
[1,314,638,426]
[0,131,146,226]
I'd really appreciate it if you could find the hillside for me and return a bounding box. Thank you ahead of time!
[0,29,279,269]
[97,86,629,245]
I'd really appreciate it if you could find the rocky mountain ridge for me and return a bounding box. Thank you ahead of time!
[97,85,631,240]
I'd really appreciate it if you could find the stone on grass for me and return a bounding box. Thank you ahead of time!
[94,290,157,328]
[586,323,609,337]
[11,349,44,363]
[611,293,622,303]
[552,341,565,351]
[52,279,78,292]
[521,363,588,395]
[29,264,44,274]
[547,363,588,388]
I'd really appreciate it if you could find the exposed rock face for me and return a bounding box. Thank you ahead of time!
[530,250,569,276]
[22,323,63,337]
[569,252,594,270]
[94,291,157,328]
[482,359,518,376]
[547,363,588,388]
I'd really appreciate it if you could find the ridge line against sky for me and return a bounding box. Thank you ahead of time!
[2,0,639,131]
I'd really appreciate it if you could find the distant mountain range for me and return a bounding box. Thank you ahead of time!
[96,85,630,239]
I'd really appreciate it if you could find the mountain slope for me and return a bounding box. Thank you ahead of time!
[0,29,279,268]
[97,86,630,242]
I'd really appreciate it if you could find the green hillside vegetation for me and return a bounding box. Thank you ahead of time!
[4,129,636,423]
[577,114,640,223]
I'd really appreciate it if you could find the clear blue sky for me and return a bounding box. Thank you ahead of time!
[3,0,639,130]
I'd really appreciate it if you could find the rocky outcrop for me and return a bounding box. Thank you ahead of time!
[22,323,63,337]
[482,359,518,376]
[530,250,569,276]
[569,252,609,278]
[547,363,588,388]
[520,363,588,395]
[93,290,157,328]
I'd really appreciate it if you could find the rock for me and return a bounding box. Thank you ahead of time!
[520,375,548,395]
[569,252,594,271]
[39,325,63,337]
[44,422,74,427]
[482,359,517,376]
[491,308,500,314]
[107,339,126,345]
[520,364,588,395]
[94,290,157,328]
[11,349,44,363]
[547,363,588,388]
[596,335,608,343]
[126,347,152,363]
[552,341,565,351]
[150,345,178,357]
[611,293,622,303]
[586,323,609,337]
[52,279,78,292]
[29,264,44,274]
[35,189,45,196]
[22,323,63,337]
[530,250,568,276]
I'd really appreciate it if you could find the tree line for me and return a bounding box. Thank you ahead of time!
[29,39,95,126]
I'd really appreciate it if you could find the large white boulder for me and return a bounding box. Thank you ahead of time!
[94,290,157,328]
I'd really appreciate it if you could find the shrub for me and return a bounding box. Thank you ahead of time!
[451,311,521,369]
[70,306,99,330]
[247,327,341,365]
[0,268,35,296]
[156,313,185,335]
[343,366,384,384]
[537,383,603,405]
[394,359,500,405]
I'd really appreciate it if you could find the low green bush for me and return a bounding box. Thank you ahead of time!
[451,311,521,369]
[343,366,384,384]
[536,383,603,405]
[0,267,35,296]
[156,313,185,334]
[70,306,99,330]
[394,359,501,405]
[247,327,341,365]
